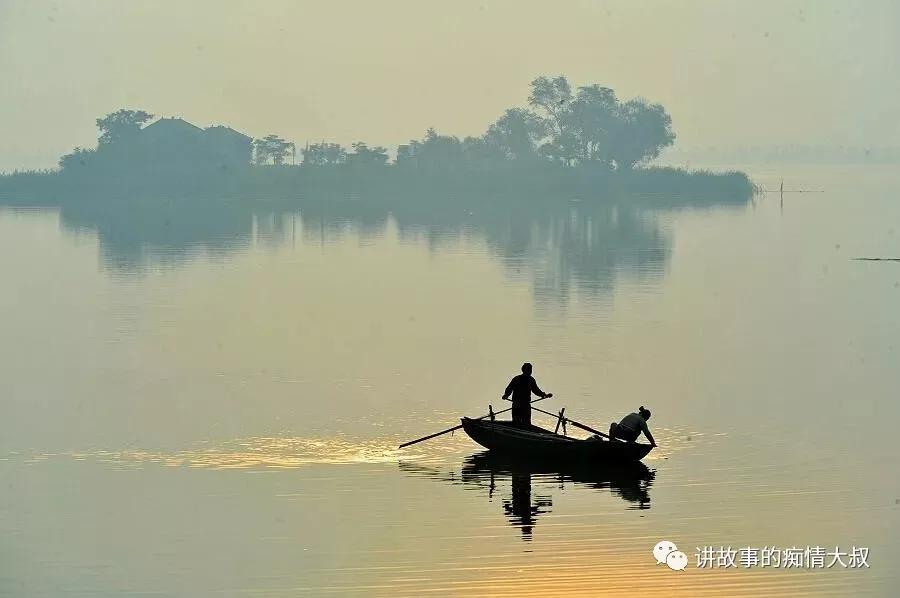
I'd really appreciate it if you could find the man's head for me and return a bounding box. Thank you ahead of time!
[521,362,533,375]
[639,406,651,420]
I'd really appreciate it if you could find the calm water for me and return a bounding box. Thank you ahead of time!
[1,165,898,596]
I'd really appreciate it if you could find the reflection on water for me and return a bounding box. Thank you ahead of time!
[54,189,749,304]
[2,167,898,596]
[53,436,405,469]
[402,452,654,540]
[57,198,256,272]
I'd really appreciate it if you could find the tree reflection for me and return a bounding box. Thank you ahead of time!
[49,188,748,304]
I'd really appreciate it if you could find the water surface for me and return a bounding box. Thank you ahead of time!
[1,165,898,596]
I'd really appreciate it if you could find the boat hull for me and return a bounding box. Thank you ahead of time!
[460,417,653,463]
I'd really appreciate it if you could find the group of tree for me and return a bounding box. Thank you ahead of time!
[253,135,295,166]
[58,75,675,174]
[393,76,674,171]
[528,75,676,169]
[302,75,674,171]
[297,141,388,167]
[58,108,154,171]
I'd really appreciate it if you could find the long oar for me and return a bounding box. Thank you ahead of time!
[528,404,623,442]
[398,395,553,449]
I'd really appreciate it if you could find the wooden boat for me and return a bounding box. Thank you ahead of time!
[460,417,653,463]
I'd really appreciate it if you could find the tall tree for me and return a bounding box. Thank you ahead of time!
[567,85,619,165]
[610,99,676,169]
[96,109,154,146]
[528,76,573,137]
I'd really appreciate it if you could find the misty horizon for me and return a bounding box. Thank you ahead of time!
[2,0,899,171]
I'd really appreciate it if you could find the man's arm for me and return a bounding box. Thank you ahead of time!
[642,421,657,447]
[502,377,515,399]
[530,378,548,399]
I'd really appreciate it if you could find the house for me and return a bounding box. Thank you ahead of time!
[134,117,252,171]
[137,118,206,168]
[203,125,253,169]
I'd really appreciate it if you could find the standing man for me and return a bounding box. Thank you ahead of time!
[502,363,551,425]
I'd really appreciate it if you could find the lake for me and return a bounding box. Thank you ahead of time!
[0,165,898,596]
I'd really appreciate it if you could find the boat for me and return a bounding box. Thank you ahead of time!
[460,417,653,463]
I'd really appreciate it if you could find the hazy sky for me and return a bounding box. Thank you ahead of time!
[2,0,899,170]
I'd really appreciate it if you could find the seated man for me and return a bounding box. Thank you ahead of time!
[609,406,657,446]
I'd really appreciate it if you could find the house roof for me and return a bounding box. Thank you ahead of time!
[142,117,205,134]
[205,125,252,141]
[139,118,252,153]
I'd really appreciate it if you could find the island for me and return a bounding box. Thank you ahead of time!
[0,75,755,205]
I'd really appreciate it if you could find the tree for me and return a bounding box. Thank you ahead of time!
[416,128,464,169]
[346,142,389,168]
[96,109,153,146]
[567,85,619,165]
[483,108,547,161]
[302,142,347,166]
[529,77,619,166]
[528,76,676,169]
[528,76,572,137]
[461,136,505,168]
[253,134,293,165]
[610,99,675,169]
[537,131,581,166]
[58,147,97,172]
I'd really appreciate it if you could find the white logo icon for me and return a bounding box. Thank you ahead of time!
[666,550,688,571]
[653,540,678,565]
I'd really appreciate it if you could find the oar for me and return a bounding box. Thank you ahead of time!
[398,395,553,449]
[528,405,623,442]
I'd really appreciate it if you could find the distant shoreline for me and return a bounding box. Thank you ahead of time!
[0,165,755,207]
[1,76,760,206]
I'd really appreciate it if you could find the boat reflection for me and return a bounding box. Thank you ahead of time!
[401,452,655,541]
[496,469,551,541]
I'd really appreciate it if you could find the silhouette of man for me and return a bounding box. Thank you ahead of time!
[609,406,657,447]
[502,363,551,426]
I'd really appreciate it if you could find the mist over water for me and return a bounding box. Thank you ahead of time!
[0,164,897,595]
[2,0,899,594]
